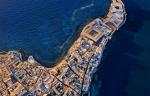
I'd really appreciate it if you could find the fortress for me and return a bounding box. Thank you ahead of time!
[0,0,126,96]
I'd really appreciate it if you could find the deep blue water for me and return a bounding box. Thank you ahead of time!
[0,0,111,67]
[0,0,150,96]
[90,0,150,96]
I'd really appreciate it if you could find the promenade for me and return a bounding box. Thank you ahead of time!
[0,0,126,96]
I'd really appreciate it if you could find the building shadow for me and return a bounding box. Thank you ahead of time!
[90,0,150,96]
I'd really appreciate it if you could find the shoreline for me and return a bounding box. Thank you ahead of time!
[0,0,111,68]
[8,17,105,68]
[0,0,126,95]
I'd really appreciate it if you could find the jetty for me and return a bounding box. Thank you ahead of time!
[0,0,126,95]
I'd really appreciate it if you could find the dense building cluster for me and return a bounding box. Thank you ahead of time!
[0,0,126,96]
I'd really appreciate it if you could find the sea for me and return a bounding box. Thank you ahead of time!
[0,0,111,67]
[90,0,150,96]
[0,0,150,96]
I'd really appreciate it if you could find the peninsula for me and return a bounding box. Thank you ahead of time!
[0,0,126,95]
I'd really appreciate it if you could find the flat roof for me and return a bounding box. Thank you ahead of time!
[82,24,103,42]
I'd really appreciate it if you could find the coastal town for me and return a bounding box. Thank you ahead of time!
[0,0,126,96]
